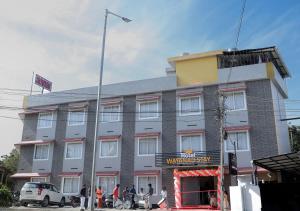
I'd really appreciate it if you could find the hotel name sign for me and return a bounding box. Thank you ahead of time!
[155,150,220,167]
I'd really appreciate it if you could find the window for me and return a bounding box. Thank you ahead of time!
[138,137,157,156]
[180,135,203,152]
[37,112,53,129]
[224,92,246,111]
[139,101,158,119]
[34,144,49,160]
[65,142,83,159]
[68,110,85,126]
[100,140,118,157]
[225,131,249,152]
[62,177,80,194]
[180,96,201,115]
[137,176,157,195]
[98,176,116,195]
[31,177,46,183]
[102,105,120,122]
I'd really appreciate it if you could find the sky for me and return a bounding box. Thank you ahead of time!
[0,0,300,156]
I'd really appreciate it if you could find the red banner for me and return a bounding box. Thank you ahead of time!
[35,74,52,91]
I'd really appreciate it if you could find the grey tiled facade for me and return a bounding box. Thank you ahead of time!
[14,48,291,207]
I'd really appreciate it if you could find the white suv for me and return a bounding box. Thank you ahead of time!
[20,182,65,207]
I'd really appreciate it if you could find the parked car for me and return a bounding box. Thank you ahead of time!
[20,182,65,207]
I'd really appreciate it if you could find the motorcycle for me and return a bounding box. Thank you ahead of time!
[11,191,20,207]
[105,194,114,208]
[70,195,81,208]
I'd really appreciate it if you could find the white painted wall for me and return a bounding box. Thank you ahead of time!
[270,81,291,154]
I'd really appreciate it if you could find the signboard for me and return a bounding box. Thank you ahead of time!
[155,150,220,167]
[35,74,52,91]
[228,152,238,175]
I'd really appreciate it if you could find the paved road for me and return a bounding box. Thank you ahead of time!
[3,207,152,211]
[2,207,117,211]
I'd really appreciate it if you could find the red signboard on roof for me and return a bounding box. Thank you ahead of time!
[35,74,52,91]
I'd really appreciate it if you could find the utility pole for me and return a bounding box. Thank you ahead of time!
[217,90,225,211]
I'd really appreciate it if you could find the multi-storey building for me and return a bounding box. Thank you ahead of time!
[12,46,291,208]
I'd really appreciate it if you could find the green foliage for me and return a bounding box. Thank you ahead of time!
[0,148,20,189]
[1,148,19,173]
[0,184,12,207]
[289,125,300,152]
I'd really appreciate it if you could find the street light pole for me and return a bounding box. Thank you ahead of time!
[217,91,225,211]
[90,9,131,211]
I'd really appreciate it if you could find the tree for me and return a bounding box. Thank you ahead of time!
[0,148,19,188]
[289,125,300,152]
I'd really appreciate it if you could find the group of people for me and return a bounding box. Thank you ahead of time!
[79,183,168,211]
[112,183,158,210]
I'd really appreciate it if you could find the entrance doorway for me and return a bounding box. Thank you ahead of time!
[181,176,217,206]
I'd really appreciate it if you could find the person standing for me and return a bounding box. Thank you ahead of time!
[80,184,87,211]
[147,184,154,210]
[160,186,168,209]
[113,184,120,207]
[87,186,92,209]
[130,184,136,209]
[224,191,230,210]
[96,186,103,208]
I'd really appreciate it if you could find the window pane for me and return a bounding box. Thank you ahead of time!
[63,177,79,193]
[103,107,111,122]
[111,106,120,121]
[181,97,200,114]
[103,106,120,122]
[66,143,82,159]
[225,94,234,110]
[181,136,202,151]
[140,102,158,118]
[181,98,190,114]
[34,145,49,159]
[139,138,157,155]
[226,132,248,151]
[190,97,200,112]
[139,140,148,155]
[234,92,245,110]
[69,110,85,125]
[37,113,52,128]
[237,132,248,150]
[101,141,118,157]
[181,136,191,151]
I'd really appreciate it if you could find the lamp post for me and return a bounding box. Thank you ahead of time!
[90,9,131,211]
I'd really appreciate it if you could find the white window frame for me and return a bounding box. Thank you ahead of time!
[138,100,159,120]
[64,142,83,160]
[61,176,80,195]
[136,175,158,196]
[33,144,50,161]
[97,176,117,195]
[67,109,86,126]
[179,135,203,152]
[31,177,47,182]
[99,140,119,158]
[101,104,121,123]
[224,91,247,111]
[137,137,159,156]
[224,130,250,152]
[179,96,202,116]
[37,112,53,129]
